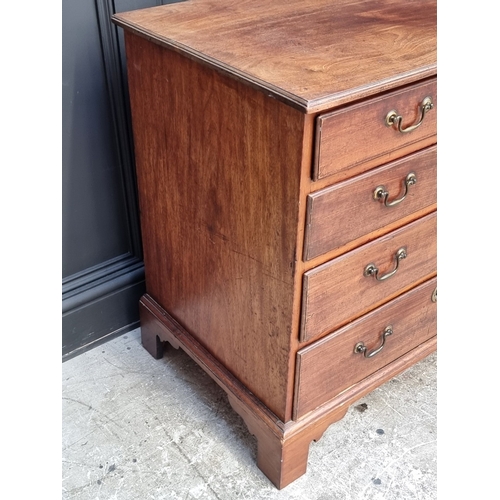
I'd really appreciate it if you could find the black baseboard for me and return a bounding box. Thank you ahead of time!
[62,264,145,361]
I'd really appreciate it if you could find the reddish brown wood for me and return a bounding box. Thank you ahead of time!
[125,32,306,421]
[231,336,436,489]
[314,78,437,181]
[140,310,165,359]
[112,0,437,113]
[285,112,318,419]
[140,292,436,489]
[307,135,438,190]
[228,392,349,489]
[305,145,437,260]
[140,295,283,425]
[112,0,437,489]
[301,212,437,342]
[301,204,436,271]
[295,277,437,418]
[140,293,343,489]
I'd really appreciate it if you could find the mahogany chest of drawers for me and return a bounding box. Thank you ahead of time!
[113,0,437,489]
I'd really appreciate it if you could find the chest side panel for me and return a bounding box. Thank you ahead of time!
[125,32,306,420]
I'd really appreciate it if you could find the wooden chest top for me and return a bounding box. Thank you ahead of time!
[112,0,437,112]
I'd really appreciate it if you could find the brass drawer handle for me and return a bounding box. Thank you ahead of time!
[374,172,417,207]
[364,247,407,281]
[385,96,434,134]
[354,325,393,358]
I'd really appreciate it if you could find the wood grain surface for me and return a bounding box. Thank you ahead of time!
[301,211,436,342]
[295,277,437,418]
[112,0,437,112]
[314,78,437,180]
[114,0,438,487]
[125,32,306,420]
[305,145,437,260]
[139,290,436,489]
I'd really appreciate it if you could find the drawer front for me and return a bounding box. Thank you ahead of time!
[304,146,436,260]
[301,212,436,342]
[313,78,437,181]
[294,277,437,419]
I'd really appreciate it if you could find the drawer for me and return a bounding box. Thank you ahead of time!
[304,146,436,261]
[300,212,436,342]
[294,277,437,419]
[313,78,437,181]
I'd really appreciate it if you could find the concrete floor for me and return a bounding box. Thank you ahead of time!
[62,328,437,499]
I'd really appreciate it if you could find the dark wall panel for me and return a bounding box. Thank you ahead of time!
[63,0,130,278]
[62,0,188,360]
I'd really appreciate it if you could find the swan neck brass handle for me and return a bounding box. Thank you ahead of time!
[354,326,393,358]
[374,172,417,207]
[364,247,407,281]
[385,96,434,134]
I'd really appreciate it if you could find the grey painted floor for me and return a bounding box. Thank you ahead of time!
[62,328,437,499]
